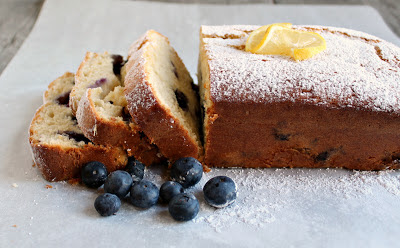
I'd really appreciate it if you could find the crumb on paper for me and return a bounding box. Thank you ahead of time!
[67,178,80,185]
[32,163,36,167]
[12,183,18,188]
[45,184,53,189]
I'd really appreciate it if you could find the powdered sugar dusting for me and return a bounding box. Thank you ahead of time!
[201,25,400,114]
[143,165,400,232]
[124,41,157,112]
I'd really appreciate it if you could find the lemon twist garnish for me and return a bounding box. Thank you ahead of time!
[245,23,326,61]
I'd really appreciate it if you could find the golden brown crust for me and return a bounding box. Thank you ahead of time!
[29,139,127,181]
[204,101,400,171]
[124,30,202,162]
[43,72,75,103]
[126,79,201,162]
[29,104,128,181]
[76,89,165,165]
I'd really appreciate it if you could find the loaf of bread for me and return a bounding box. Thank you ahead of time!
[199,25,400,170]
[124,30,203,162]
[73,52,164,165]
[29,72,128,181]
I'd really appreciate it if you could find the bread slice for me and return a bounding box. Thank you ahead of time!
[69,52,124,115]
[199,25,400,170]
[29,72,128,181]
[73,52,164,165]
[124,30,203,162]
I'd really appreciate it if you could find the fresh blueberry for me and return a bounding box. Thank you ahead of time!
[104,170,133,198]
[160,181,184,203]
[125,157,145,182]
[81,161,108,188]
[168,193,199,221]
[94,193,121,216]
[170,157,203,188]
[203,176,237,208]
[129,180,159,208]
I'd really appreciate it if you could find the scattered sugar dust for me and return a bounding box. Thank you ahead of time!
[146,167,400,232]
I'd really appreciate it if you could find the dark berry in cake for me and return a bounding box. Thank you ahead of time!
[111,54,124,75]
[125,157,145,182]
[168,193,199,221]
[94,193,121,216]
[55,91,71,106]
[104,170,133,198]
[170,157,203,188]
[160,181,184,203]
[203,176,237,208]
[81,161,108,188]
[129,180,159,208]
[88,78,107,89]
[174,89,188,111]
[58,131,90,144]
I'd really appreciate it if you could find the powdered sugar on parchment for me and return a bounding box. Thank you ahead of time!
[143,166,400,232]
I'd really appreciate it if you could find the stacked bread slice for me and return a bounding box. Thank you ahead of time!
[29,72,128,181]
[124,30,203,162]
[29,31,203,181]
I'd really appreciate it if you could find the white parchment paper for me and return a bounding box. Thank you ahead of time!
[0,0,399,247]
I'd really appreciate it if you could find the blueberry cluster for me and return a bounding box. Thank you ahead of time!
[81,157,237,221]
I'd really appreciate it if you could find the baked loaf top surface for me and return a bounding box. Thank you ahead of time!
[200,25,400,114]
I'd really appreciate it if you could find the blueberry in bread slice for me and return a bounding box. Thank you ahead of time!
[124,30,203,162]
[29,72,127,181]
[72,52,164,165]
[69,52,124,115]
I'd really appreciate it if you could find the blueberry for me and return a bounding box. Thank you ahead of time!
[81,161,108,188]
[55,91,71,106]
[174,90,188,111]
[94,193,121,216]
[125,157,145,182]
[88,78,107,89]
[58,131,90,144]
[104,170,133,198]
[168,193,199,221]
[203,176,237,208]
[160,181,184,203]
[170,157,203,188]
[129,180,159,208]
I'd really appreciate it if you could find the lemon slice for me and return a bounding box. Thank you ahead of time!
[247,24,326,61]
[245,23,292,53]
